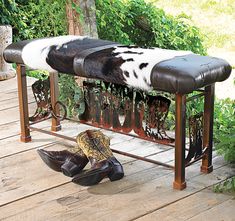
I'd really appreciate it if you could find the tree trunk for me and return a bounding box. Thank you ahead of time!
[0,25,16,81]
[66,0,98,86]
[78,0,98,37]
[66,0,98,37]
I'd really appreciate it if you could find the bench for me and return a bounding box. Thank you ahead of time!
[3,35,232,190]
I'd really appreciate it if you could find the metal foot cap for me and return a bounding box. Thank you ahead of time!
[173,181,187,190]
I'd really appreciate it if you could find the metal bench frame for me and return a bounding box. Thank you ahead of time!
[16,64,214,190]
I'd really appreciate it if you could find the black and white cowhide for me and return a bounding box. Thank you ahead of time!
[79,45,192,91]
[21,35,85,72]
[20,35,192,91]
[111,46,191,90]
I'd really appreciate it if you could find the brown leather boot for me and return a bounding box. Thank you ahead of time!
[72,130,124,186]
[37,146,89,177]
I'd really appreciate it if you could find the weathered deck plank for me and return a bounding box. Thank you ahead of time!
[0,94,34,111]
[135,189,234,221]
[0,103,36,125]
[187,198,235,221]
[1,162,232,221]
[0,76,35,93]
[0,76,234,221]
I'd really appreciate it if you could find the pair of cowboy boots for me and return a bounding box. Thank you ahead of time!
[37,130,124,186]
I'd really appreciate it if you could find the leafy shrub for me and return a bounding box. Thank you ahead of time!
[96,0,206,55]
[96,0,132,44]
[0,0,67,41]
[213,177,235,193]
[58,74,77,117]
[185,96,235,163]
[213,97,235,193]
[214,98,235,163]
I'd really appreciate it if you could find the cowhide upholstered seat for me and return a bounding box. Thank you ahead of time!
[3,35,231,94]
[3,35,232,191]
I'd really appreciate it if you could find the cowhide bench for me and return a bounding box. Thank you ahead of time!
[3,35,232,190]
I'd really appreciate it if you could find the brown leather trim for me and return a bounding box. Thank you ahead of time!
[3,40,33,64]
[73,43,121,76]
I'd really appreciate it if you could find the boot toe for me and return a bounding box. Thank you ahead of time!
[37,149,66,172]
[37,149,88,175]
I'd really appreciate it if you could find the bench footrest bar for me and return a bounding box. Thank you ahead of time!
[29,125,174,169]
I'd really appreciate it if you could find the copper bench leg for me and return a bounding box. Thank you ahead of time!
[173,93,187,190]
[16,64,31,142]
[49,72,61,132]
[201,84,214,173]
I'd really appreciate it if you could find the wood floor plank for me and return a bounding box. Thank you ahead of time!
[55,165,235,221]
[0,76,35,93]
[0,145,70,206]
[0,94,34,111]
[0,121,21,140]
[0,102,36,125]
[1,164,231,221]
[0,153,230,221]
[0,118,52,141]
[0,144,170,209]
[0,86,34,102]
[0,162,167,220]
[135,188,234,221]
[187,197,235,221]
[0,120,97,158]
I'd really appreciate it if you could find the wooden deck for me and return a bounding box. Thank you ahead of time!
[0,77,234,221]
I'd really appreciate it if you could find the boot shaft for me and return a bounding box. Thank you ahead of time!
[69,144,86,157]
[76,130,113,162]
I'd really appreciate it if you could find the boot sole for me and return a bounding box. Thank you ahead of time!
[72,167,110,186]
[72,163,124,186]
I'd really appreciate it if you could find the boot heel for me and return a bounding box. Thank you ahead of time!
[108,164,124,181]
[61,159,80,177]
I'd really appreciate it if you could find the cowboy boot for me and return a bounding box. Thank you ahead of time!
[72,130,124,186]
[37,145,89,177]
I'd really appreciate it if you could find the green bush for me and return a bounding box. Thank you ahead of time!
[207,97,234,193]
[0,0,67,41]
[96,0,132,44]
[214,98,235,163]
[96,0,206,54]
[213,177,235,193]
[185,96,235,163]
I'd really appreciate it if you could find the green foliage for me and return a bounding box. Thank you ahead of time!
[58,74,77,117]
[213,177,235,193]
[185,95,235,164]
[214,98,235,163]
[96,0,206,54]
[0,0,19,28]
[0,0,67,41]
[26,69,49,80]
[95,0,132,44]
